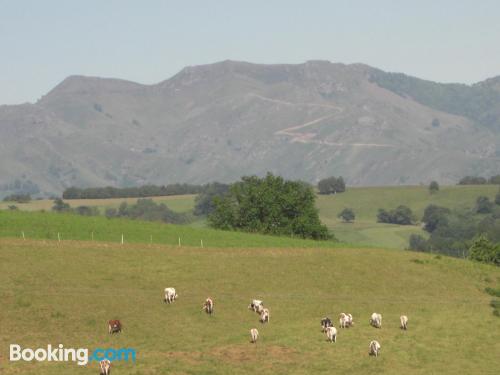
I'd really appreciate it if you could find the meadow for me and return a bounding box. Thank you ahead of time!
[1,185,498,249]
[0,238,498,374]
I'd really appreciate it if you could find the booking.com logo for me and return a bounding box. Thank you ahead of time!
[9,344,136,366]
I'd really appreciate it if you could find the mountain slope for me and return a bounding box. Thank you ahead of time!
[1,60,499,195]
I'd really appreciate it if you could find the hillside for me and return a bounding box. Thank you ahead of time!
[1,60,500,196]
[0,238,498,374]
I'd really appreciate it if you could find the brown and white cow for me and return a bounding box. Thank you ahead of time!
[400,315,408,330]
[369,340,381,357]
[339,313,353,328]
[325,326,337,343]
[108,320,122,334]
[260,308,270,323]
[202,297,214,315]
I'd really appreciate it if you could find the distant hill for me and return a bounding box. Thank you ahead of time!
[1,60,500,196]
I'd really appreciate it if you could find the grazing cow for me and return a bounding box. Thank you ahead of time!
[99,359,111,375]
[321,317,333,332]
[325,326,337,343]
[339,313,353,328]
[400,315,408,330]
[260,308,270,323]
[202,297,214,315]
[108,320,122,334]
[248,299,263,312]
[370,313,382,328]
[164,287,178,304]
[250,328,259,343]
[369,340,381,357]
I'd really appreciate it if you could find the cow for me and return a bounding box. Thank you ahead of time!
[202,297,214,315]
[99,359,111,375]
[108,320,122,334]
[260,308,270,323]
[325,326,337,343]
[164,287,178,304]
[339,313,353,328]
[400,315,408,330]
[321,317,333,332]
[248,299,263,312]
[250,328,259,343]
[369,340,381,357]
[370,313,382,328]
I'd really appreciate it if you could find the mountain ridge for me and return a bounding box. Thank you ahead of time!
[1,60,499,196]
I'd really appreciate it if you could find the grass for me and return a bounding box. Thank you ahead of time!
[0,210,340,249]
[317,185,499,248]
[0,238,499,374]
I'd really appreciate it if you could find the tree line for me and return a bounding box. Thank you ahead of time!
[458,175,500,185]
[62,184,205,199]
[409,191,500,265]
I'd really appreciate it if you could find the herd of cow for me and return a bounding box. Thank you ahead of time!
[97,287,409,374]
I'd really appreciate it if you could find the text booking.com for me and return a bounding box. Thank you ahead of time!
[9,344,136,366]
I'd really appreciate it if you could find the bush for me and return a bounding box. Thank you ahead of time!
[409,234,428,251]
[476,196,494,214]
[377,205,415,225]
[194,182,230,216]
[468,234,500,266]
[338,208,355,223]
[52,198,70,212]
[210,173,332,240]
[108,199,189,224]
[429,181,439,193]
[317,176,346,194]
[422,204,450,233]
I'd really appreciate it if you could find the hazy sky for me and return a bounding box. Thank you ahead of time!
[1,0,499,104]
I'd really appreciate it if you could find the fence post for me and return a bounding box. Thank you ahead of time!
[201,239,203,248]
[22,231,25,240]
[121,234,124,245]
[91,231,94,241]
[58,232,61,242]
[178,237,181,247]
[150,235,153,245]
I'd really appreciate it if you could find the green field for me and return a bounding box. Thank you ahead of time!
[0,210,340,249]
[2,185,498,249]
[0,238,499,374]
[317,185,499,248]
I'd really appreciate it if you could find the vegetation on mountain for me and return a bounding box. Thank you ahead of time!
[104,198,189,224]
[62,184,204,199]
[2,193,31,203]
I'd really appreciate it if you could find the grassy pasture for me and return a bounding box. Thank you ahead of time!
[0,210,340,249]
[317,185,499,248]
[0,239,498,374]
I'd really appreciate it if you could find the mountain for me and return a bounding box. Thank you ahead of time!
[1,60,500,196]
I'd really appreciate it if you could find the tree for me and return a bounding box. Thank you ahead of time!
[52,198,70,212]
[458,176,487,185]
[317,176,346,194]
[476,196,494,214]
[495,189,500,206]
[488,175,500,184]
[422,204,450,233]
[194,182,230,216]
[376,205,415,225]
[429,181,439,193]
[209,173,332,240]
[468,234,500,266]
[338,208,355,223]
[409,234,428,251]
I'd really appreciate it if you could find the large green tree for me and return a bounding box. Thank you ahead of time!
[209,173,332,240]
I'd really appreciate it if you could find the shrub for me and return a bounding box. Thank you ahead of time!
[468,234,500,266]
[476,196,494,214]
[422,204,450,233]
[317,176,346,194]
[377,205,415,225]
[429,181,439,193]
[409,234,428,251]
[338,208,355,223]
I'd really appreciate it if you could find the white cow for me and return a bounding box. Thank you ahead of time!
[99,359,111,375]
[325,326,337,343]
[248,299,263,312]
[260,308,270,323]
[250,328,259,343]
[164,287,178,304]
[339,313,353,328]
[370,313,382,328]
[400,315,408,330]
[369,340,381,357]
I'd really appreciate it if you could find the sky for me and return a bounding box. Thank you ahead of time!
[1,0,499,104]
